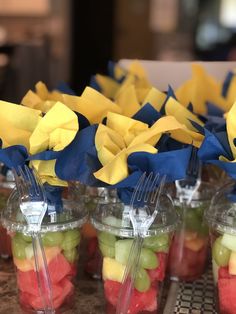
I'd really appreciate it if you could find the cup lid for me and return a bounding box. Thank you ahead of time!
[1,192,88,234]
[91,194,179,238]
[205,181,236,235]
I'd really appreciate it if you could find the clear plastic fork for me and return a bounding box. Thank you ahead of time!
[116,172,166,314]
[12,165,55,314]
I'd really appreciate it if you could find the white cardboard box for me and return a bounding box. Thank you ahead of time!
[119,59,236,91]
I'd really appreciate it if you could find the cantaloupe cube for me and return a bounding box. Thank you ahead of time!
[14,257,34,272]
[184,237,206,252]
[229,251,236,275]
[102,257,125,283]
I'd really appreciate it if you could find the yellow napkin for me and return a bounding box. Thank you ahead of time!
[62,87,121,124]
[164,97,204,147]
[30,102,78,154]
[226,101,236,159]
[142,87,166,111]
[114,84,140,117]
[30,160,68,186]
[0,100,42,149]
[106,112,149,147]
[93,112,202,185]
[94,74,120,99]
[22,81,63,113]
[176,64,231,114]
[29,102,79,186]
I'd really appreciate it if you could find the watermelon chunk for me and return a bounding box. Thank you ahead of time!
[19,278,74,310]
[47,253,72,283]
[148,252,167,282]
[104,280,157,314]
[218,272,236,314]
[17,270,39,296]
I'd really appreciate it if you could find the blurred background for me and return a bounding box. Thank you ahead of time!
[0,0,236,102]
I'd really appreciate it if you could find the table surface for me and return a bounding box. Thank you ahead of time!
[0,257,218,314]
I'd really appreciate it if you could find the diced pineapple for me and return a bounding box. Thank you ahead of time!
[102,257,125,282]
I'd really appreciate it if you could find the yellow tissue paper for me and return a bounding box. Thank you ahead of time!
[29,102,79,155]
[176,64,230,114]
[0,100,42,149]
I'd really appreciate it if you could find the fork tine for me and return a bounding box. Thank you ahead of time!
[137,172,153,202]
[12,167,28,199]
[24,165,40,197]
[150,174,166,204]
[130,172,146,207]
[146,173,160,203]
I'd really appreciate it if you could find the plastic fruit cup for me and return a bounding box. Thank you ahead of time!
[205,181,236,314]
[167,181,215,282]
[91,199,179,314]
[82,187,118,279]
[2,199,87,313]
[0,181,14,259]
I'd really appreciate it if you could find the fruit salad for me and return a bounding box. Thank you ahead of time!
[168,204,209,281]
[211,231,236,314]
[98,230,170,314]
[11,228,81,312]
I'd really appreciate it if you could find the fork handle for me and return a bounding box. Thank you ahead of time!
[32,233,55,314]
[116,235,144,314]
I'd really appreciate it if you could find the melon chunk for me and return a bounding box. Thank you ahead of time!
[221,233,236,252]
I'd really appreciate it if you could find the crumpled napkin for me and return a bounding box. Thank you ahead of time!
[0,100,42,149]
[161,95,204,147]
[198,100,236,179]
[176,64,231,114]
[29,101,79,186]
[21,81,64,113]
[93,111,201,185]
[62,86,121,124]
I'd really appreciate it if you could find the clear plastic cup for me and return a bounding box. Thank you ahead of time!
[81,187,118,279]
[206,181,236,314]
[2,197,88,313]
[167,181,215,281]
[0,179,14,259]
[91,196,179,314]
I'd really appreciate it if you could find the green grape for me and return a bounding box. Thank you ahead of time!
[115,239,133,264]
[16,232,32,243]
[143,234,169,252]
[61,229,81,250]
[212,236,231,266]
[139,248,159,269]
[195,205,206,219]
[99,242,115,258]
[42,231,64,247]
[134,268,151,292]
[63,248,78,263]
[12,235,27,259]
[98,232,116,247]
